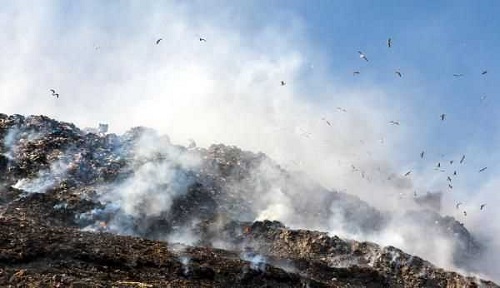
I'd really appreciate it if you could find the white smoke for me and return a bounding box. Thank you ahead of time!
[0,0,498,282]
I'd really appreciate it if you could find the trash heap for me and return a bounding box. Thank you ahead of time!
[0,113,496,287]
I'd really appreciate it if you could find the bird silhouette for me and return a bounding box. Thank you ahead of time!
[155,38,162,45]
[456,202,462,209]
[322,118,332,126]
[453,74,464,77]
[420,151,425,158]
[358,51,369,62]
[199,37,207,42]
[353,71,360,76]
[440,114,446,121]
[395,71,402,77]
[460,155,466,164]
[388,38,392,48]
[482,70,488,75]
[480,204,486,210]
[389,121,400,125]
[281,81,286,86]
[479,167,488,172]
[50,89,59,98]
[404,170,412,176]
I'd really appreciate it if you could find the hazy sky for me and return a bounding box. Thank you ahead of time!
[2,0,500,280]
[2,0,500,257]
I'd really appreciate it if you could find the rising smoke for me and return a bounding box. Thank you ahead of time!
[0,0,498,282]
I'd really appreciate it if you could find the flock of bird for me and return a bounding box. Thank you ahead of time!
[337,38,489,218]
[48,34,487,219]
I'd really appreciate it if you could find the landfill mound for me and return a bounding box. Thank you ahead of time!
[0,114,497,287]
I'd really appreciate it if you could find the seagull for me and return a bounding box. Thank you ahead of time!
[479,167,488,172]
[155,38,162,45]
[460,155,465,164]
[404,170,412,176]
[353,71,360,76]
[480,95,487,102]
[456,202,462,209]
[281,81,286,86]
[447,176,452,182]
[322,118,332,126]
[437,162,441,168]
[450,160,454,165]
[482,70,488,75]
[395,71,402,77]
[463,211,467,216]
[358,51,369,62]
[453,74,464,77]
[453,170,457,176]
[199,37,207,42]
[440,114,446,121]
[336,107,347,112]
[388,38,392,48]
[50,89,59,98]
[420,151,425,159]
[449,184,453,189]
[480,204,486,210]
[389,121,400,125]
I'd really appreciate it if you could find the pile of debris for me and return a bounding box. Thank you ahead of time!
[0,114,497,287]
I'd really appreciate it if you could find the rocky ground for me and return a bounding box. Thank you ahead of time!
[0,114,497,287]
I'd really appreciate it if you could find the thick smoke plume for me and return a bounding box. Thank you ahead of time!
[0,1,498,282]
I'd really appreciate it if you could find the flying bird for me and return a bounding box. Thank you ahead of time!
[437,162,441,168]
[453,170,457,176]
[480,95,487,102]
[322,118,332,126]
[388,38,392,48]
[353,71,360,76]
[453,74,464,77]
[440,114,446,121]
[358,51,369,62]
[456,202,462,209]
[281,81,286,86]
[389,121,400,125]
[479,167,488,172]
[395,71,402,77]
[336,107,347,112]
[199,37,207,42]
[449,184,453,189]
[480,204,486,210]
[463,211,467,217]
[450,160,454,165]
[404,170,412,176]
[420,151,425,159]
[482,70,488,75]
[50,89,59,98]
[460,155,466,164]
[155,38,162,45]
[447,176,452,182]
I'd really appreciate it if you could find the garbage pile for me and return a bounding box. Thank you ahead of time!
[0,113,496,287]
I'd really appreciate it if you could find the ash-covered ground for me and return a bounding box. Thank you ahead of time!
[0,113,497,287]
